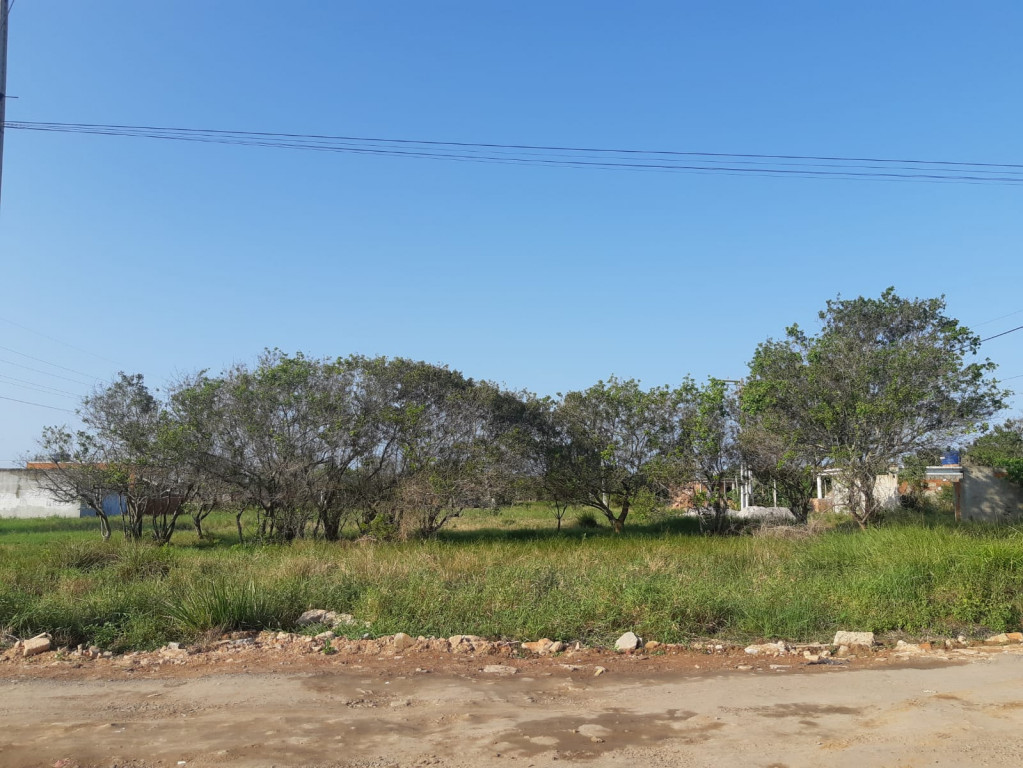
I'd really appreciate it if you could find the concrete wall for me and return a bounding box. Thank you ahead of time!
[962,465,1023,523]
[0,469,84,518]
[827,472,901,514]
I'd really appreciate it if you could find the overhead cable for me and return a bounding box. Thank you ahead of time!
[0,393,74,412]
[982,325,1023,342]
[7,120,1023,186]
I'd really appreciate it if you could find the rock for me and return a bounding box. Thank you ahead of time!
[593,666,607,676]
[482,664,518,676]
[644,641,661,651]
[296,609,329,627]
[391,633,414,651]
[985,633,1010,644]
[832,631,874,648]
[314,631,334,642]
[896,640,923,654]
[166,642,182,651]
[576,724,611,739]
[835,645,851,658]
[736,664,753,670]
[744,641,786,656]
[23,634,51,658]
[1008,632,1023,643]
[522,639,554,654]
[614,632,641,651]
[548,641,565,654]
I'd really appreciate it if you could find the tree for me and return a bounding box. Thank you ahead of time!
[554,378,676,532]
[744,288,1006,527]
[170,352,326,543]
[665,378,743,532]
[37,427,117,541]
[738,418,820,524]
[38,373,194,543]
[353,359,530,539]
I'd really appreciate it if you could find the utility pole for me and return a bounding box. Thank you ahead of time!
[0,0,9,215]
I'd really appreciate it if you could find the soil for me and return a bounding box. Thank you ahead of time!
[3,636,1023,768]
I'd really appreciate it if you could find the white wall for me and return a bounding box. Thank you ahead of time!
[0,469,84,518]
[961,465,1023,523]
[827,472,901,514]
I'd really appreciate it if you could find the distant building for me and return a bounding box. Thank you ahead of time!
[0,467,122,519]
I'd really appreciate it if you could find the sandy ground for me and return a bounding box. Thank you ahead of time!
[3,641,1023,768]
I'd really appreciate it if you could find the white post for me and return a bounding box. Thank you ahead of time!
[816,474,823,499]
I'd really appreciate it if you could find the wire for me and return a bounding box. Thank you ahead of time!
[982,325,1023,342]
[14,120,1023,171]
[0,316,121,366]
[973,308,1023,328]
[0,373,80,399]
[0,394,74,412]
[8,120,1023,186]
[0,356,96,386]
[0,343,103,380]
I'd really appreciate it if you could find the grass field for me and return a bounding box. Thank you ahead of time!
[1,504,1022,652]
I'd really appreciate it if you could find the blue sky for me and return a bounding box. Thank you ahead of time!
[1,1,1021,465]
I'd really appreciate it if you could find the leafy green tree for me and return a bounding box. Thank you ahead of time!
[39,373,193,543]
[667,378,743,532]
[554,378,677,532]
[744,288,1006,527]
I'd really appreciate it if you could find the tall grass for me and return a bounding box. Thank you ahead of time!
[1,509,1022,651]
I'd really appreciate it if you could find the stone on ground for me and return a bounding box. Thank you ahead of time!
[482,664,518,676]
[614,632,641,651]
[744,641,786,656]
[391,632,415,651]
[296,609,329,627]
[833,631,874,648]
[22,634,51,658]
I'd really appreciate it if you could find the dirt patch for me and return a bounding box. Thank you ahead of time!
[3,642,1023,767]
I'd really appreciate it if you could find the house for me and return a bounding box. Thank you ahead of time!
[0,467,122,519]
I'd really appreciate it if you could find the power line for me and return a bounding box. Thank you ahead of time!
[0,394,74,412]
[0,343,103,380]
[0,356,96,386]
[7,120,1023,186]
[0,315,120,365]
[14,120,1023,171]
[0,373,81,399]
[982,325,1023,343]
[973,308,1023,328]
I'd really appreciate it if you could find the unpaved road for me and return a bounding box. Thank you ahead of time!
[4,650,1023,768]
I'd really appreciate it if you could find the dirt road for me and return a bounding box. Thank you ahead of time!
[3,648,1023,768]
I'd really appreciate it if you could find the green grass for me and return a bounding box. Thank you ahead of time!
[1,506,1022,652]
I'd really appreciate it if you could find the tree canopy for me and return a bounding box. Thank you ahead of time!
[743,288,1006,526]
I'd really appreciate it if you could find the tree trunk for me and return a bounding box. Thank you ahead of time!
[98,512,111,542]
[236,509,245,544]
[322,512,341,542]
[612,499,630,533]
